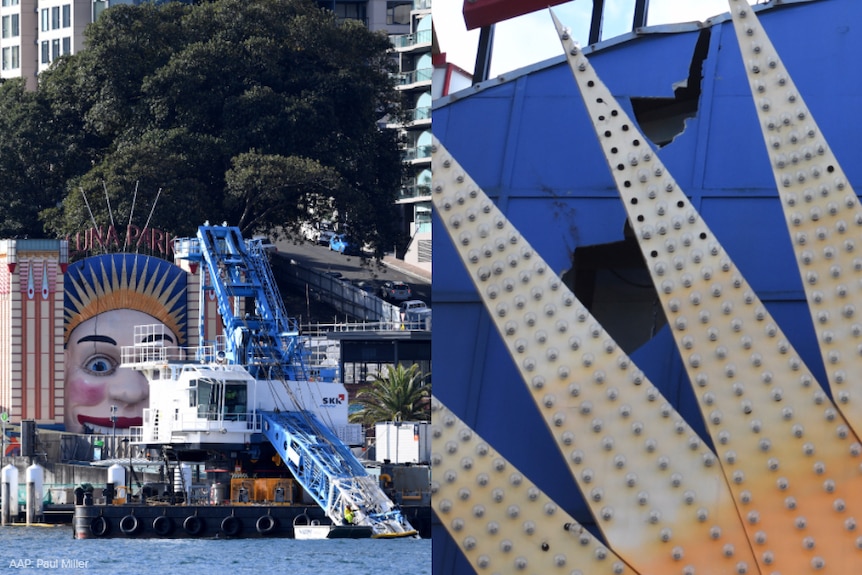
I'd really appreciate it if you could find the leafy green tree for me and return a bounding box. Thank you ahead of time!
[27,0,404,251]
[224,151,342,236]
[349,363,431,425]
[42,128,228,242]
[0,78,86,238]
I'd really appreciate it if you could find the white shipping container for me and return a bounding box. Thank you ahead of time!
[375,421,430,464]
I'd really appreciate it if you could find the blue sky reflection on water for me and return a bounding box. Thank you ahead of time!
[0,526,431,575]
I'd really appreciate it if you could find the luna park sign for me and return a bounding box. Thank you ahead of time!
[69,224,175,257]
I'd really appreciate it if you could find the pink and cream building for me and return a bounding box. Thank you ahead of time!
[0,232,220,428]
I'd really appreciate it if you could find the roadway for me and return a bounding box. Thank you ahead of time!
[272,238,431,309]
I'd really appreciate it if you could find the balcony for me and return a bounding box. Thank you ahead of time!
[410,106,431,122]
[399,184,431,201]
[387,106,431,129]
[393,29,432,50]
[402,145,432,163]
[396,67,432,89]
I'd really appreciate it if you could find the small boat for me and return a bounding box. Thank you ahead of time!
[292,515,331,540]
[292,513,373,540]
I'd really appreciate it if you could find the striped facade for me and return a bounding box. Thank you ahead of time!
[0,239,67,424]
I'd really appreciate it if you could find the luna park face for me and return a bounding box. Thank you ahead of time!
[64,309,177,434]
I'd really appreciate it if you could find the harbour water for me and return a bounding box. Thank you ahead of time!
[0,525,431,575]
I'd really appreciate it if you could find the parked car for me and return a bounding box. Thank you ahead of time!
[399,300,430,330]
[329,234,358,254]
[404,307,432,330]
[380,281,412,302]
[317,229,336,246]
[399,300,427,314]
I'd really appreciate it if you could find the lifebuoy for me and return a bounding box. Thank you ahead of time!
[153,515,174,536]
[221,515,241,537]
[119,514,139,536]
[256,514,277,535]
[90,515,109,537]
[184,515,204,536]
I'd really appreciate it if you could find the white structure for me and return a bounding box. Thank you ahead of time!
[1,463,19,524]
[375,421,429,464]
[25,462,42,524]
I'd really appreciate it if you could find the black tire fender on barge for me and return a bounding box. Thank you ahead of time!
[152,515,174,536]
[183,515,204,536]
[221,515,241,537]
[256,514,277,535]
[119,514,139,536]
[90,515,110,537]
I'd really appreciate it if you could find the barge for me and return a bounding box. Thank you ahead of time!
[71,225,419,539]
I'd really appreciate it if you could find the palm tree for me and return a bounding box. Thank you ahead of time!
[349,363,431,425]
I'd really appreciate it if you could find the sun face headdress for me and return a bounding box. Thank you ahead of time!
[64,254,187,346]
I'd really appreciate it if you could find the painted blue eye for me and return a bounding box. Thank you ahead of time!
[83,355,117,376]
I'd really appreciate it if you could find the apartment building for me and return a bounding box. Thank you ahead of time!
[1,0,95,89]
[390,0,431,271]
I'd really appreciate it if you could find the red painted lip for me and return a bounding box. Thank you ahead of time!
[78,415,142,429]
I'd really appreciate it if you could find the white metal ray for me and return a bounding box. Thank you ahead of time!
[431,396,642,575]
[551,8,862,572]
[726,0,862,431]
[432,136,757,574]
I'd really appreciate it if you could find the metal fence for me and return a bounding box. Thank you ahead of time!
[278,259,401,323]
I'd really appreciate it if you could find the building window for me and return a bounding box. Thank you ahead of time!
[386,1,411,25]
[51,38,60,60]
[1,47,9,71]
[41,41,49,64]
[1,14,14,38]
[51,6,60,30]
[2,0,19,6]
[11,45,18,69]
[62,37,71,55]
[41,8,49,32]
[333,2,366,24]
[93,0,107,20]
[62,5,71,28]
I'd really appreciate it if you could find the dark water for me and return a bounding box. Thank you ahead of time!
[0,525,431,575]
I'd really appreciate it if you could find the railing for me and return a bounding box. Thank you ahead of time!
[399,106,431,124]
[120,343,207,365]
[392,29,432,49]
[302,317,431,334]
[397,67,432,86]
[402,144,432,162]
[275,258,401,323]
[398,185,432,200]
[172,236,202,258]
[135,410,263,443]
[176,410,262,431]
